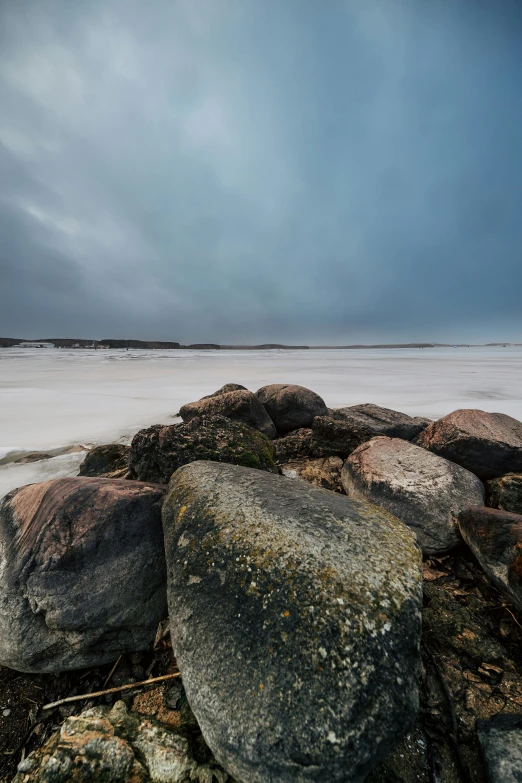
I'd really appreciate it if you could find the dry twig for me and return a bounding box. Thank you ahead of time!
[42,672,181,711]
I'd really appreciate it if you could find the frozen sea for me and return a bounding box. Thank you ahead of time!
[1,345,521,499]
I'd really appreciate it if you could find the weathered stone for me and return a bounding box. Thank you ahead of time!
[79,443,130,477]
[342,437,485,554]
[328,404,431,440]
[416,408,522,479]
[477,714,522,783]
[179,390,276,438]
[0,477,167,673]
[13,700,232,783]
[487,473,522,515]
[280,456,343,493]
[128,415,276,484]
[162,461,423,783]
[311,415,370,458]
[458,507,522,611]
[255,383,327,434]
[273,428,312,462]
[201,383,247,399]
[14,452,53,464]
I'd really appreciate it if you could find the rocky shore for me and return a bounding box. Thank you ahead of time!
[1,384,522,782]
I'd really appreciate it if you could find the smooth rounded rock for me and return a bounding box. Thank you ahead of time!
[328,404,431,441]
[487,473,522,515]
[0,477,167,673]
[201,383,248,399]
[129,415,276,483]
[416,408,522,479]
[179,390,276,438]
[342,437,485,553]
[162,461,423,783]
[255,384,327,434]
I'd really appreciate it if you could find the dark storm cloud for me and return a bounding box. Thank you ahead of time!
[1,0,521,342]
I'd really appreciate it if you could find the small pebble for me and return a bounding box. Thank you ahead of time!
[2,708,11,717]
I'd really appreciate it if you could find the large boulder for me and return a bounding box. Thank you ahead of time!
[129,415,276,484]
[79,443,130,477]
[487,473,522,515]
[415,409,522,479]
[311,416,370,459]
[476,714,522,783]
[273,428,312,463]
[255,383,327,434]
[0,477,167,673]
[179,390,276,439]
[342,437,485,554]
[201,383,247,399]
[328,404,431,440]
[14,701,231,783]
[162,461,423,783]
[458,506,522,611]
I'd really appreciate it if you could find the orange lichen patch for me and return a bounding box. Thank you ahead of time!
[131,686,181,729]
[177,505,188,521]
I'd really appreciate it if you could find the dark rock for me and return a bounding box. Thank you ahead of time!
[280,456,344,493]
[273,428,312,462]
[129,415,276,484]
[79,443,130,477]
[0,477,167,672]
[162,460,423,783]
[14,700,232,783]
[328,404,431,440]
[458,506,522,611]
[487,473,522,515]
[342,437,485,554]
[476,713,522,783]
[415,409,522,479]
[311,415,371,458]
[179,390,276,438]
[14,452,54,464]
[201,383,248,399]
[255,383,327,434]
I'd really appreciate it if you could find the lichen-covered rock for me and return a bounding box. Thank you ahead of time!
[476,714,522,783]
[328,404,431,440]
[179,391,276,438]
[162,461,423,783]
[280,456,343,493]
[415,408,522,479]
[255,383,327,434]
[0,477,167,673]
[201,383,247,399]
[311,415,370,458]
[458,506,522,611]
[273,428,312,462]
[487,473,522,515]
[79,443,130,477]
[128,415,276,484]
[342,437,485,554]
[13,700,232,783]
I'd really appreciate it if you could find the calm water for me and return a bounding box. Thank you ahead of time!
[1,346,521,498]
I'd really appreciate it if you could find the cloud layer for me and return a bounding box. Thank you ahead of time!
[1,0,521,342]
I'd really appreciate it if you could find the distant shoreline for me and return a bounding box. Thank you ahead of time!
[0,338,519,350]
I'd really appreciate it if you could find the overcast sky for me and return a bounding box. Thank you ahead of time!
[1,0,521,344]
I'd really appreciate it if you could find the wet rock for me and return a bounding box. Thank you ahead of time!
[280,456,343,493]
[13,700,232,783]
[487,473,522,515]
[342,437,485,554]
[476,713,522,783]
[14,452,54,464]
[201,383,247,399]
[0,477,167,672]
[255,383,327,434]
[79,443,130,477]
[129,415,276,484]
[415,409,522,480]
[273,428,312,462]
[458,507,522,611]
[162,460,423,783]
[328,404,431,440]
[179,390,276,438]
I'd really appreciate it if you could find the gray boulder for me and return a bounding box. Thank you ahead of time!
[415,408,522,479]
[342,437,485,554]
[255,383,327,434]
[129,415,276,484]
[477,714,522,783]
[487,473,522,515]
[0,477,167,673]
[162,461,423,783]
[328,404,431,440]
[79,443,130,477]
[458,506,522,611]
[179,390,276,439]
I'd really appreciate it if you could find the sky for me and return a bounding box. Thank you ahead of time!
[1,0,521,345]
